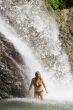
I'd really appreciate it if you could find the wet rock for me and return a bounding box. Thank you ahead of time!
[51,7,73,73]
[0,33,28,99]
[57,8,73,72]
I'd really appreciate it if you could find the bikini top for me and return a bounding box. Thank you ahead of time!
[33,78,42,87]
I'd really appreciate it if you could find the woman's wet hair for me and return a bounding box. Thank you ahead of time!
[35,71,39,75]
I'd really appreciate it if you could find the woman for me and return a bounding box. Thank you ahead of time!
[28,71,48,100]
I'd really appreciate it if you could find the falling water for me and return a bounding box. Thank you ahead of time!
[0,0,73,102]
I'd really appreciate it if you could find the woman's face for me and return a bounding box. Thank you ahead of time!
[35,72,41,78]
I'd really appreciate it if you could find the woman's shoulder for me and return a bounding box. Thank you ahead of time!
[32,78,35,82]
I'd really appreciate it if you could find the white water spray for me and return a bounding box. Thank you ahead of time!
[0,17,73,102]
[0,0,73,102]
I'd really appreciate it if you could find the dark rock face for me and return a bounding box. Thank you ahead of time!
[0,33,28,99]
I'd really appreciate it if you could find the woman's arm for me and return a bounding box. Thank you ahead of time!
[28,79,33,92]
[42,80,48,93]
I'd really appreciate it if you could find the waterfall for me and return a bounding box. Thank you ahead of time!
[0,0,73,102]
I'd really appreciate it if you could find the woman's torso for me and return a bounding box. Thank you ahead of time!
[33,78,43,92]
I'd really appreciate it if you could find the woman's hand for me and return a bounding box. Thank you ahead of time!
[46,91,48,93]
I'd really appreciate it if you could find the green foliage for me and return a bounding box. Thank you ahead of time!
[49,0,59,9]
[47,0,70,10]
